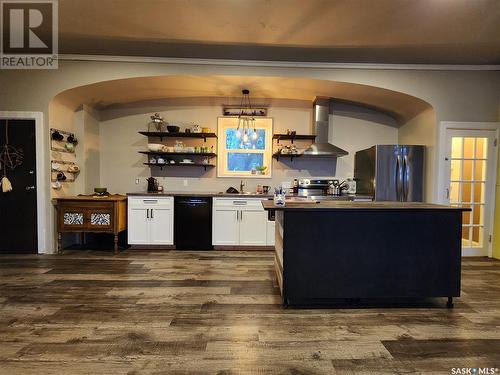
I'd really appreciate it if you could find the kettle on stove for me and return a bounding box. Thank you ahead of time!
[146,177,158,192]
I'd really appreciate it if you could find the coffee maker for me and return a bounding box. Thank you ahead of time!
[146,177,158,192]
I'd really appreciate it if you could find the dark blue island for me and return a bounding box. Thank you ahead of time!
[262,200,467,308]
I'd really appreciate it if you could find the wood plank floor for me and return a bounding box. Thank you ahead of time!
[0,250,499,375]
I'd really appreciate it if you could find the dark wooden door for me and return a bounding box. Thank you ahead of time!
[0,119,37,253]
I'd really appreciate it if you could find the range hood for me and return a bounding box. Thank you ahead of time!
[303,97,348,157]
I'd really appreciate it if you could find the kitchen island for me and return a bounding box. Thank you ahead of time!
[262,200,467,308]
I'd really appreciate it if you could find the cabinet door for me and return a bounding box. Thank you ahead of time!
[59,205,86,231]
[128,207,149,244]
[212,208,239,245]
[149,207,174,245]
[87,209,114,232]
[239,209,268,245]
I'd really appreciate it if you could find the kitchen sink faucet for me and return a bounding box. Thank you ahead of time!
[240,180,245,193]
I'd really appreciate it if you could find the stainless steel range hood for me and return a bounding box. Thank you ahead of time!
[303,97,348,157]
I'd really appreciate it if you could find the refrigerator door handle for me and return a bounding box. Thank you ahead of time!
[403,154,409,201]
[396,155,402,201]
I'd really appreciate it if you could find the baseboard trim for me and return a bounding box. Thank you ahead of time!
[128,245,176,250]
[213,245,274,251]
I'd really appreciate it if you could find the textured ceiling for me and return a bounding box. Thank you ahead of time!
[58,0,500,64]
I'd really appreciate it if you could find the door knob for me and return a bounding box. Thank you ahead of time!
[26,186,36,191]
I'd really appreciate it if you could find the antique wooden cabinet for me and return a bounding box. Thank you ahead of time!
[54,195,127,254]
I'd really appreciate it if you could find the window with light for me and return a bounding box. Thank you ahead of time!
[217,117,273,178]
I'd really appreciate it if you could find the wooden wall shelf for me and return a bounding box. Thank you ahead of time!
[139,151,216,157]
[143,163,215,171]
[272,152,303,162]
[273,134,316,144]
[139,131,217,142]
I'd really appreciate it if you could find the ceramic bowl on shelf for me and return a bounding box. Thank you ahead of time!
[148,143,164,152]
[167,125,180,133]
[94,187,107,195]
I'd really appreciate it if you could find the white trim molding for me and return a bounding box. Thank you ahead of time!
[59,54,500,71]
[0,111,48,254]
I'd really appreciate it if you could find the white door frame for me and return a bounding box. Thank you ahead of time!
[437,121,500,257]
[0,111,48,254]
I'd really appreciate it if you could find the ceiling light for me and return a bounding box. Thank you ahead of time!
[236,89,257,143]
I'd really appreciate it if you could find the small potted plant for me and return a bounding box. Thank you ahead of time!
[255,166,267,175]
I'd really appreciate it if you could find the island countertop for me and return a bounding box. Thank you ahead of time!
[262,200,469,211]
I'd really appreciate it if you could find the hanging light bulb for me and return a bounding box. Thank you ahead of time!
[236,89,259,143]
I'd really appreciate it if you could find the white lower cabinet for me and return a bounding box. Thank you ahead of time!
[148,206,174,244]
[128,207,150,244]
[212,208,239,245]
[212,198,271,246]
[239,209,268,245]
[128,196,174,245]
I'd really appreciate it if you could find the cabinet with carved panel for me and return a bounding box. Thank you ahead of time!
[54,195,127,254]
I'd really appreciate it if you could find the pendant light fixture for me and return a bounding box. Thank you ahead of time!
[236,89,258,142]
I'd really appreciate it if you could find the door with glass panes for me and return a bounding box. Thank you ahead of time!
[445,130,497,256]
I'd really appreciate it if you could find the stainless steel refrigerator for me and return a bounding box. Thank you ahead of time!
[354,145,424,202]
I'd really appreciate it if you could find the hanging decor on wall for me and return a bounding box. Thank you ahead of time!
[0,120,24,193]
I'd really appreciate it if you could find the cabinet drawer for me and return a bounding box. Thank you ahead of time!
[213,197,265,208]
[60,201,113,210]
[128,196,173,207]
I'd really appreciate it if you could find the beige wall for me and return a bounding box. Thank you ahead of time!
[398,108,437,202]
[330,102,399,178]
[81,106,101,194]
[98,99,398,194]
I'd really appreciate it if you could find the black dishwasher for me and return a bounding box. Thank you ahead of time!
[174,197,213,250]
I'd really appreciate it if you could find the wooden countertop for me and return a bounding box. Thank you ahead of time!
[53,194,127,202]
[262,200,469,211]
